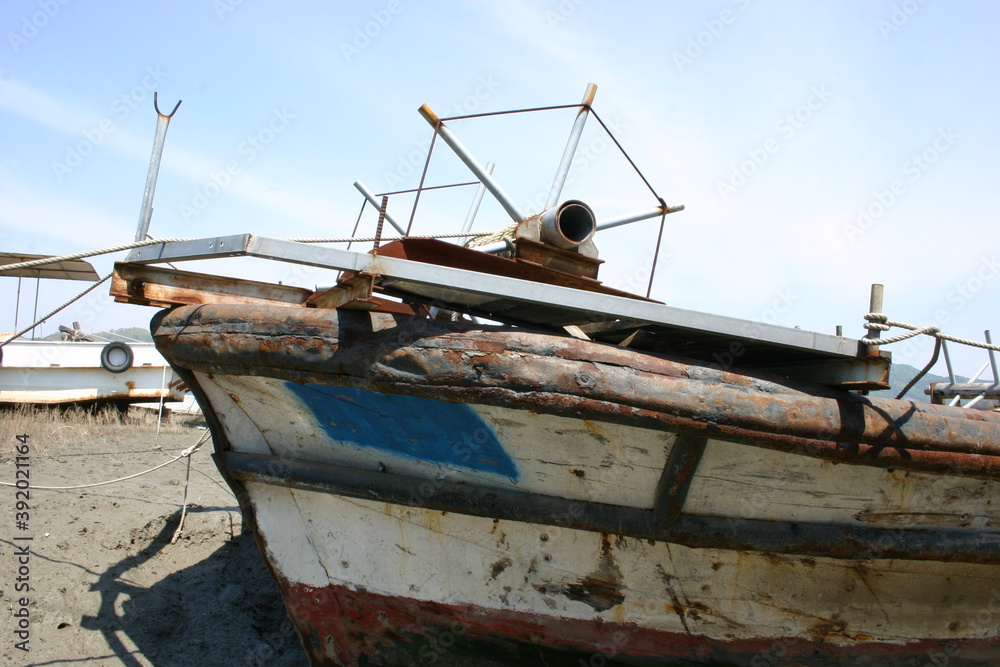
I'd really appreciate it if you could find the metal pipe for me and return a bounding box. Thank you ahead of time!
[14,276,21,332]
[545,83,597,210]
[969,361,989,384]
[135,93,181,243]
[931,382,1000,399]
[462,162,494,233]
[942,340,956,385]
[950,360,990,407]
[419,104,526,223]
[353,181,405,234]
[540,200,595,249]
[963,393,987,409]
[866,284,884,357]
[475,239,512,255]
[31,277,39,340]
[987,330,998,385]
[595,202,684,231]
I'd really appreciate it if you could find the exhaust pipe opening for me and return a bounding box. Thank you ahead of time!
[540,200,596,249]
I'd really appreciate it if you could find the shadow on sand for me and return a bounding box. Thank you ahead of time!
[80,506,307,666]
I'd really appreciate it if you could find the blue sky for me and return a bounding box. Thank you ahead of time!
[2,0,998,377]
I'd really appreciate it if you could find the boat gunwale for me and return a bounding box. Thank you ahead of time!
[150,304,1000,481]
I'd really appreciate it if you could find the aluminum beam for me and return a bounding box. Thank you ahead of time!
[124,234,868,361]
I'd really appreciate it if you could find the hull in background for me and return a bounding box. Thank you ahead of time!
[0,339,186,406]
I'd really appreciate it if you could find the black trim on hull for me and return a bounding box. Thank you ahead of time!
[221,450,1000,564]
[654,434,708,529]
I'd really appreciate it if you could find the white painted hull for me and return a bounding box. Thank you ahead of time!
[0,340,186,406]
[253,485,1000,665]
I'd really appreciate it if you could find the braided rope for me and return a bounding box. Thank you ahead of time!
[0,231,495,275]
[0,238,193,274]
[0,430,210,491]
[862,313,1000,351]
[465,224,517,248]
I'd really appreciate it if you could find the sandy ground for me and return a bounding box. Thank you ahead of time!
[0,411,308,666]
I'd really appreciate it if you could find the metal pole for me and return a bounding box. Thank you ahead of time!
[987,330,998,385]
[863,283,885,360]
[135,93,182,242]
[545,83,597,210]
[942,339,956,384]
[950,360,990,407]
[462,162,494,233]
[418,104,526,224]
[595,203,685,231]
[474,240,513,255]
[353,181,405,234]
[14,276,21,332]
[156,363,167,437]
[31,277,39,340]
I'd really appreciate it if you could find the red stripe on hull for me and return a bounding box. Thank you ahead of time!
[282,581,1000,666]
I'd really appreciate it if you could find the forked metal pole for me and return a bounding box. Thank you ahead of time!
[135,93,181,242]
[545,83,597,210]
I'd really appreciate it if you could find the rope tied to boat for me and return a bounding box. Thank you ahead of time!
[0,238,194,275]
[862,313,1000,351]
[464,223,518,249]
[862,313,999,400]
[0,428,210,491]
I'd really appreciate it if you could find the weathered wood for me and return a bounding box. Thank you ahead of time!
[111,261,311,308]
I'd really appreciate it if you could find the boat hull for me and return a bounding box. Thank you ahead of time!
[151,304,1000,665]
[0,339,186,406]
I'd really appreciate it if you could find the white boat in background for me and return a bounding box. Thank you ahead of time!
[0,251,186,409]
[0,337,186,408]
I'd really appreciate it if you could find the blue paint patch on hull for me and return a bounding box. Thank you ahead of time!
[285,382,518,481]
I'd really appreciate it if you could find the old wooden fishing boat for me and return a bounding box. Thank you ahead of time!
[112,87,1000,665]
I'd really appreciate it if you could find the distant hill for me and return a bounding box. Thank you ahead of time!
[43,326,153,343]
[869,363,968,403]
[98,327,154,342]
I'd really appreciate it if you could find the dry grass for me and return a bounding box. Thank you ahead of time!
[0,403,202,455]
